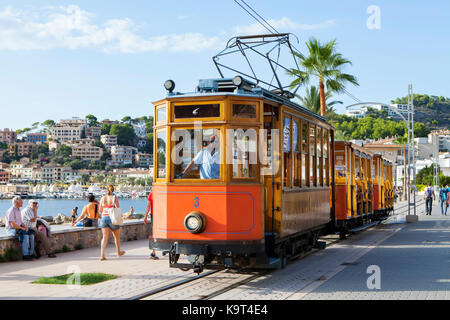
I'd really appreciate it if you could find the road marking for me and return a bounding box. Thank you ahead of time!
[287,226,404,300]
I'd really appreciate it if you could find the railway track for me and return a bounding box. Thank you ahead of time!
[132,234,343,300]
[130,203,419,300]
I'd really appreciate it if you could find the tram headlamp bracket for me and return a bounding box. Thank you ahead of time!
[184,211,207,234]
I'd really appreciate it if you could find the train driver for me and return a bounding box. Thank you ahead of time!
[182,134,220,179]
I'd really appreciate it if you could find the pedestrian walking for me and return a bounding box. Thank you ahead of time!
[144,191,158,260]
[21,200,56,258]
[99,185,125,261]
[424,183,435,215]
[439,185,449,216]
[4,196,35,260]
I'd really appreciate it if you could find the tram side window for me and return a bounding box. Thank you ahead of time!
[172,128,221,180]
[323,129,329,186]
[283,116,291,187]
[335,153,346,178]
[293,119,301,187]
[302,122,308,187]
[232,129,257,179]
[317,127,323,186]
[157,106,167,123]
[156,130,167,179]
[309,125,316,186]
[174,104,220,119]
[355,155,361,180]
[232,104,257,119]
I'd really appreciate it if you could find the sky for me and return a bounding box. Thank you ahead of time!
[0,0,449,130]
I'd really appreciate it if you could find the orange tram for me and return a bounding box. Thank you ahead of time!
[149,77,394,273]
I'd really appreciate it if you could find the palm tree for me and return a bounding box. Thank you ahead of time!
[298,86,343,116]
[288,38,359,117]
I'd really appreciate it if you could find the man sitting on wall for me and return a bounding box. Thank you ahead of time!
[21,200,56,258]
[4,196,35,260]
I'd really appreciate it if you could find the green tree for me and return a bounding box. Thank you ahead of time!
[81,174,91,185]
[86,114,99,127]
[121,116,132,125]
[101,123,112,135]
[56,145,72,158]
[110,124,136,146]
[42,120,55,133]
[288,38,359,117]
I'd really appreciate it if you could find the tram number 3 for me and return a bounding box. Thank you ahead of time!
[194,197,199,208]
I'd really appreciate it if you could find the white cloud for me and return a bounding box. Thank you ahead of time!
[0,5,221,53]
[233,17,336,35]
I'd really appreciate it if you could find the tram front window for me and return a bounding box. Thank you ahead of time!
[173,128,221,180]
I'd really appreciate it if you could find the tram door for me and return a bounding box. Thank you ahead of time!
[263,103,281,236]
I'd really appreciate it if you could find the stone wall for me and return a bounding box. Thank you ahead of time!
[0,221,152,260]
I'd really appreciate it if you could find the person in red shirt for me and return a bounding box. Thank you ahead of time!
[144,191,158,260]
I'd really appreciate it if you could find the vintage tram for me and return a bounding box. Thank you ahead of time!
[149,76,335,272]
[149,76,395,273]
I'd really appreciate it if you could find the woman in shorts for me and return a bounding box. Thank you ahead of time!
[99,185,125,260]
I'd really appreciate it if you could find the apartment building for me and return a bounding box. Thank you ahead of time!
[0,128,17,145]
[0,169,10,183]
[72,145,104,161]
[85,126,102,139]
[428,130,450,152]
[107,145,137,167]
[27,133,48,144]
[9,142,38,157]
[42,165,73,183]
[63,138,95,148]
[50,118,86,142]
[101,135,118,150]
[135,153,153,168]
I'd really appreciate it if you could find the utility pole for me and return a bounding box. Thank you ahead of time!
[406,84,418,221]
[432,134,440,190]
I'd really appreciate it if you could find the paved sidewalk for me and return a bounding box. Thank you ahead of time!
[0,239,191,299]
[301,202,449,300]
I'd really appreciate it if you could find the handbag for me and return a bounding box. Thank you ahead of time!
[109,196,123,226]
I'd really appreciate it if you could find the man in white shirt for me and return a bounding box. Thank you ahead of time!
[21,200,56,258]
[182,135,220,179]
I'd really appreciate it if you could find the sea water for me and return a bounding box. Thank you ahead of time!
[0,198,148,236]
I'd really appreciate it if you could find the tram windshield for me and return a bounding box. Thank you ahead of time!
[173,128,221,180]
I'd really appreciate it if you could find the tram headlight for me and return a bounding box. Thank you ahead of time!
[184,211,206,234]
[232,75,243,87]
[164,79,175,93]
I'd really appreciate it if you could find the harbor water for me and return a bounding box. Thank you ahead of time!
[0,198,148,237]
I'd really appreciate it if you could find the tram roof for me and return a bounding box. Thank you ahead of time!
[160,77,328,123]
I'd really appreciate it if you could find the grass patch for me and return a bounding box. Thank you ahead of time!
[32,273,118,285]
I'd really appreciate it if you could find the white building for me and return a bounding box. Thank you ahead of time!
[428,130,450,152]
[101,135,118,150]
[51,118,87,142]
[107,146,137,167]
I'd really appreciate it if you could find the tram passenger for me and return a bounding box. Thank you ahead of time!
[182,135,220,179]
